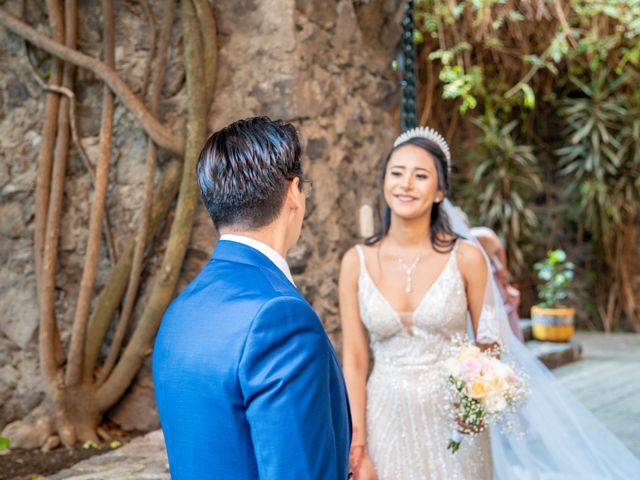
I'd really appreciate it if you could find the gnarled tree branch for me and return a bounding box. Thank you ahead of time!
[193,0,217,107]
[97,0,175,386]
[83,159,182,380]
[39,0,78,395]
[136,0,157,100]
[26,64,119,264]
[66,0,116,387]
[40,0,79,447]
[97,0,210,411]
[35,0,65,376]
[0,7,184,155]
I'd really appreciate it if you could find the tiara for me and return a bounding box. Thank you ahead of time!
[393,127,451,169]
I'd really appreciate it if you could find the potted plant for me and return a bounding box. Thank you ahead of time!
[531,249,575,342]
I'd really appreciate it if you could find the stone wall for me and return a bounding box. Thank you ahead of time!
[0,0,402,432]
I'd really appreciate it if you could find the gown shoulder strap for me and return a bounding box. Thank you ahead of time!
[354,244,365,263]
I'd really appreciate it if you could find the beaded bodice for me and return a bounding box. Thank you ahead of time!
[355,244,468,368]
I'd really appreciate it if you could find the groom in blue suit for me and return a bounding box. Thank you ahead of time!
[153,117,352,479]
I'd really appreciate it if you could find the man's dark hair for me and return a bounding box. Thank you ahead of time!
[196,117,303,230]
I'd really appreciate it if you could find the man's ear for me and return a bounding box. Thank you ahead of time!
[287,177,303,209]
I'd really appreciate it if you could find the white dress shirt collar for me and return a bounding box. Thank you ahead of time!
[219,233,295,286]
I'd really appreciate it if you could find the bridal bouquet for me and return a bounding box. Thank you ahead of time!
[443,340,528,453]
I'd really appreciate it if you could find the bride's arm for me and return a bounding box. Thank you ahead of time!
[456,241,494,348]
[339,248,375,477]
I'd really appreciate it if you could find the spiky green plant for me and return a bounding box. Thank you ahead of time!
[470,115,541,272]
[556,70,629,242]
[557,68,640,330]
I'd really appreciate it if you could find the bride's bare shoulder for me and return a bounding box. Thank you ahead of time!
[340,246,362,288]
[455,238,487,275]
[341,246,360,268]
[456,238,484,256]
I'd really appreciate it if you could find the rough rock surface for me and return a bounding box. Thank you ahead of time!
[44,430,170,480]
[0,0,402,432]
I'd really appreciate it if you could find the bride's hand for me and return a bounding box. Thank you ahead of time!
[453,402,485,434]
[454,414,485,434]
[477,342,501,359]
[355,454,378,480]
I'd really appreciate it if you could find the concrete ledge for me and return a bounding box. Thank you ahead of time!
[526,340,582,369]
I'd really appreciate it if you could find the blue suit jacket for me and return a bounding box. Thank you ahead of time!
[153,240,352,479]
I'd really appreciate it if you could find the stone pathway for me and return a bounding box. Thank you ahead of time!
[44,430,169,480]
[44,332,640,478]
[554,331,640,458]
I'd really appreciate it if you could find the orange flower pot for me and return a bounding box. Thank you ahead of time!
[531,305,575,342]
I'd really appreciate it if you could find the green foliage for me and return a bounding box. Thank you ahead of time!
[469,115,540,269]
[519,84,535,110]
[522,53,559,76]
[429,43,483,113]
[412,0,640,329]
[0,436,10,451]
[439,65,482,113]
[570,0,640,74]
[449,375,484,428]
[534,250,575,308]
[416,0,546,112]
[572,0,640,32]
[556,69,640,245]
[82,440,100,450]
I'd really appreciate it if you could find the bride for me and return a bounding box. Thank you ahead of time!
[339,127,640,480]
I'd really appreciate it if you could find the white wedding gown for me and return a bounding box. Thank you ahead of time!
[355,244,492,480]
[353,199,640,479]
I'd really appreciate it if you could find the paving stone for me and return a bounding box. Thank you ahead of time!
[44,430,169,480]
[555,332,640,458]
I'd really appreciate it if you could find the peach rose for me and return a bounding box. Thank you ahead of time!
[482,370,507,394]
[468,380,489,400]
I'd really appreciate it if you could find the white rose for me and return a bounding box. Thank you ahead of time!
[444,357,460,375]
[483,392,507,413]
[457,345,482,363]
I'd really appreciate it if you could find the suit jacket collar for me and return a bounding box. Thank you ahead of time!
[212,239,295,287]
[219,234,294,285]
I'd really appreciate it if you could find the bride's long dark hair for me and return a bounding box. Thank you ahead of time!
[365,136,459,253]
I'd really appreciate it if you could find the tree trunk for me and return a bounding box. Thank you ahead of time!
[66,0,115,388]
[96,0,175,386]
[96,0,210,413]
[39,0,79,447]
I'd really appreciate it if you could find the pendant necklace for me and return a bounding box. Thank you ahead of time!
[398,255,421,293]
